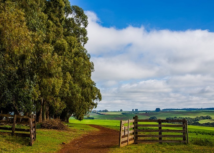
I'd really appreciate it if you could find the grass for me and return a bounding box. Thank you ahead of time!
[199,119,214,124]
[69,118,214,153]
[1,113,214,152]
[0,123,98,153]
[89,110,214,124]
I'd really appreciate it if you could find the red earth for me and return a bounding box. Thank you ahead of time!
[58,125,119,153]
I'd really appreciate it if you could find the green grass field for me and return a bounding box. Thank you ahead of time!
[0,123,98,153]
[1,110,214,153]
[89,110,214,123]
[70,118,214,153]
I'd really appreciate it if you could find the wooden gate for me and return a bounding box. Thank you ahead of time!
[119,119,135,147]
[119,116,188,147]
[0,114,36,146]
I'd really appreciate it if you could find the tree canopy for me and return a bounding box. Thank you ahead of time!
[0,0,102,122]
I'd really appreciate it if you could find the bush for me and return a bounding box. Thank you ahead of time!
[41,119,68,130]
[191,138,214,146]
[149,116,157,120]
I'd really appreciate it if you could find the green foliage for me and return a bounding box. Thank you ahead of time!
[155,108,161,112]
[0,0,101,121]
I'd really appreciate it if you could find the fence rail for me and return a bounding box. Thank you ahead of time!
[0,114,36,146]
[119,115,188,147]
[119,119,135,147]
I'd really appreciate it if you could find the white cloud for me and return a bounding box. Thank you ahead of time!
[85,11,214,110]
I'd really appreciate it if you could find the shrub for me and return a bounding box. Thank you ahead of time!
[41,119,68,130]
[149,116,157,120]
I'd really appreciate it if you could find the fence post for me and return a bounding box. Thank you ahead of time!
[127,119,130,145]
[119,120,122,147]
[183,119,186,143]
[29,118,33,146]
[186,120,188,144]
[12,115,16,136]
[134,115,138,144]
[159,119,162,144]
[34,115,36,141]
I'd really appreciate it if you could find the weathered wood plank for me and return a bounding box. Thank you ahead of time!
[0,132,30,137]
[0,127,12,130]
[120,140,135,147]
[0,120,13,124]
[0,114,13,117]
[12,115,16,135]
[137,140,186,143]
[15,133,30,137]
[119,120,122,147]
[127,120,130,145]
[138,135,183,138]
[122,120,129,124]
[137,119,184,122]
[137,129,185,133]
[183,120,186,142]
[159,120,162,143]
[121,135,135,142]
[137,124,184,127]
[121,130,134,136]
[129,119,135,123]
[186,121,188,144]
[15,128,30,132]
[29,118,33,146]
[16,115,29,119]
[16,121,29,125]
[134,115,138,144]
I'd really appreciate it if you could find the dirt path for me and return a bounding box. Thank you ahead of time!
[58,125,119,153]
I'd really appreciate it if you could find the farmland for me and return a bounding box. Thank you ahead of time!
[87,110,214,123]
[1,110,214,152]
[69,117,214,153]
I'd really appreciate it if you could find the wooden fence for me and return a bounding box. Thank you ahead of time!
[0,114,36,146]
[119,119,135,147]
[119,115,188,147]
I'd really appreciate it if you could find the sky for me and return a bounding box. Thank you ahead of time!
[69,0,214,111]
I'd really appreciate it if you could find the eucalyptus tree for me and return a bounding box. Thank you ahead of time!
[0,0,102,122]
[0,1,35,115]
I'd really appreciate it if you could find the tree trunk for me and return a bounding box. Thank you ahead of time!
[36,110,40,122]
[66,116,69,123]
[46,105,49,121]
[38,98,43,122]
[42,101,46,121]
[12,101,20,116]
[0,110,3,120]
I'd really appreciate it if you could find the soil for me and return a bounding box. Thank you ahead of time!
[58,125,119,153]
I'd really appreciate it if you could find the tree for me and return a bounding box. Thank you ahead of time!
[155,108,161,112]
[0,1,35,115]
[0,0,102,123]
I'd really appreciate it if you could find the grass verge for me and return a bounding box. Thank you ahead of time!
[0,123,97,153]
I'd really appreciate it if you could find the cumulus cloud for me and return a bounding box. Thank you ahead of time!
[84,11,214,110]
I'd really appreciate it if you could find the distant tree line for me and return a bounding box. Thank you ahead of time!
[165,116,212,126]
[0,0,101,122]
[163,108,214,111]
[148,115,213,127]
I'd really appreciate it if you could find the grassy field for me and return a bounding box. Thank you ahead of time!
[70,118,214,153]
[0,123,98,153]
[89,110,214,123]
[1,111,214,153]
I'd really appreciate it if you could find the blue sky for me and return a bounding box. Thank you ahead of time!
[69,0,214,111]
[70,0,214,31]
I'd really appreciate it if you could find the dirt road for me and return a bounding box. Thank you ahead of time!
[58,125,119,153]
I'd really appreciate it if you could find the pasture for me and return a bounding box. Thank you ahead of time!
[70,118,214,153]
[88,110,214,123]
[0,123,97,153]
